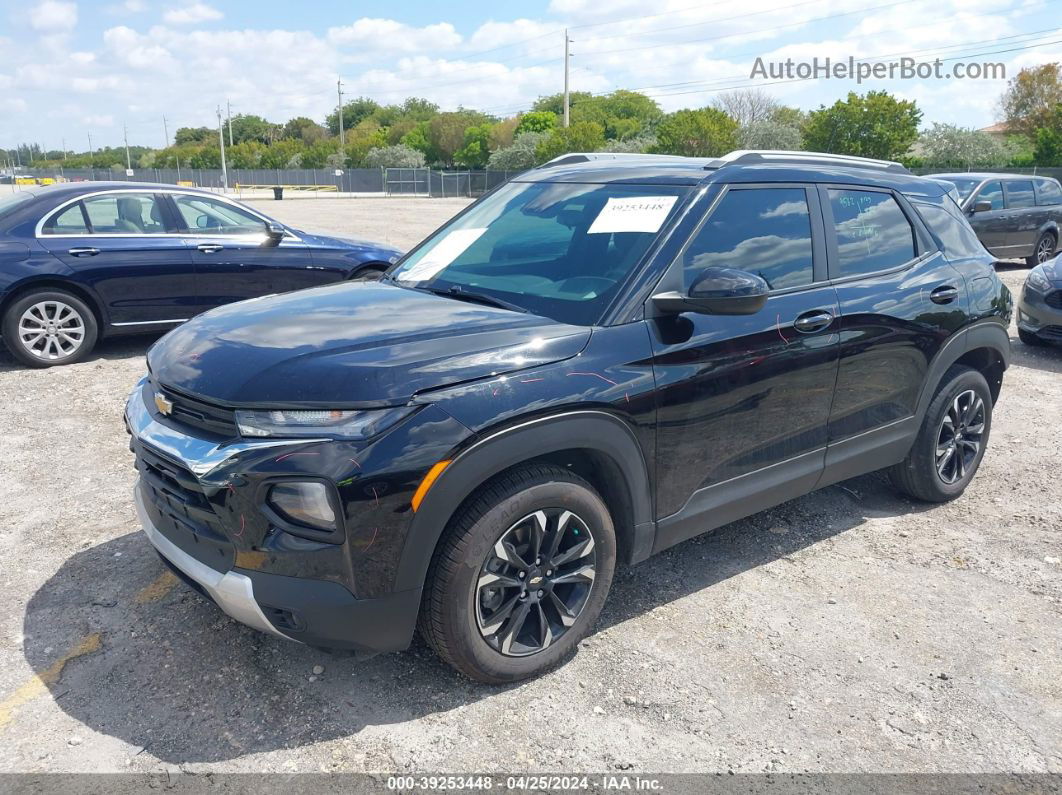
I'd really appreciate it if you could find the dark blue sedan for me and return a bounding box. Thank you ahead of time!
[0,182,402,366]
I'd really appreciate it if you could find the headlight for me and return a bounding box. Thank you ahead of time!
[268,482,336,533]
[1027,265,1051,293]
[235,406,413,439]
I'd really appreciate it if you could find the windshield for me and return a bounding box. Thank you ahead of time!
[390,181,689,325]
[0,190,37,221]
[936,177,981,202]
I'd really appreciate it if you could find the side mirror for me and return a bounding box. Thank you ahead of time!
[652,267,769,316]
[265,222,286,246]
[971,200,993,213]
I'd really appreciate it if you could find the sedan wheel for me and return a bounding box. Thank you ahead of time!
[18,300,87,361]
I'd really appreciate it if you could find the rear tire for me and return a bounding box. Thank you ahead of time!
[419,463,616,684]
[2,289,98,368]
[349,266,386,282]
[887,366,992,503]
[1026,231,1056,267]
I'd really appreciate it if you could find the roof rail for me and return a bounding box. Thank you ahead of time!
[538,152,712,168]
[705,150,910,174]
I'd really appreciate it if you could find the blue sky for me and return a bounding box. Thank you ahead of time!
[3,0,1061,151]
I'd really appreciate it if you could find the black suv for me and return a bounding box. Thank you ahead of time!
[126,151,1011,683]
[930,172,1062,265]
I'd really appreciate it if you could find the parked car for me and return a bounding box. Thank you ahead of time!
[928,172,1062,265]
[0,182,401,367]
[1016,254,1062,346]
[126,151,1012,683]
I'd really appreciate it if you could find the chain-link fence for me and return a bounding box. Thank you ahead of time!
[13,166,527,197]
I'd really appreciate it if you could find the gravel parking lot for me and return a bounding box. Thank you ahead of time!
[0,197,1059,775]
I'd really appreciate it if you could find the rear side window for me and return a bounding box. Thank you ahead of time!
[682,187,814,291]
[974,181,1003,210]
[81,193,167,234]
[827,189,916,277]
[1005,180,1035,209]
[914,199,987,260]
[42,203,90,234]
[1036,179,1062,205]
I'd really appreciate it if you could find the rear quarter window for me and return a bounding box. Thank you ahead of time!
[913,198,989,260]
[1035,179,1062,206]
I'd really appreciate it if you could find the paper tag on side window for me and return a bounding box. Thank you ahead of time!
[400,227,487,282]
[588,195,678,235]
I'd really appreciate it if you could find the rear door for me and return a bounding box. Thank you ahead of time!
[168,193,323,312]
[822,185,966,453]
[648,184,840,542]
[36,191,196,325]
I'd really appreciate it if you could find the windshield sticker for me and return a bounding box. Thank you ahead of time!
[400,227,488,282]
[588,195,678,235]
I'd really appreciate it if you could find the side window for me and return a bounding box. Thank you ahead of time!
[682,187,814,290]
[1035,179,1062,206]
[42,202,90,235]
[914,200,988,260]
[827,189,916,277]
[1005,180,1035,209]
[81,193,166,234]
[174,195,267,235]
[974,181,1003,210]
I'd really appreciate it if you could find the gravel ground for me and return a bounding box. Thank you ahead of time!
[0,198,1059,775]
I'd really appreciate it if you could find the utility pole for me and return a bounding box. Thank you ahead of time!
[227,100,233,147]
[563,29,571,128]
[217,105,228,191]
[163,115,169,147]
[87,132,93,157]
[123,123,132,169]
[61,137,67,160]
[337,77,345,148]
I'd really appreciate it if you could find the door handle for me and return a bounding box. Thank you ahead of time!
[793,310,834,333]
[930,285,959,304]
[197,243,223,253]
[67,247,99,257]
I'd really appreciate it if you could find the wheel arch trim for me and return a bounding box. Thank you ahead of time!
[393,410,654,592]
[914,320,1010,422]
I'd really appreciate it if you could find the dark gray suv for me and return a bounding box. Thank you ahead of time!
[930,173,1062,266]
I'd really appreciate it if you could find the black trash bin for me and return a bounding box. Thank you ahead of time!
[272,186,284,200]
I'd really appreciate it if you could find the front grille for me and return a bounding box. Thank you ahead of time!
[150,379,238,437]
[136,442,234,567]
[1045,290,1062,309]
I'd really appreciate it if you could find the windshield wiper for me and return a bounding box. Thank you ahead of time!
[420,284,529,314]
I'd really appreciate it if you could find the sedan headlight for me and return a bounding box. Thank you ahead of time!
[235,406,413,439]
[1026,265,1052,294]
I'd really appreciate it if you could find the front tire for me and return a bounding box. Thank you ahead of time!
[1026,231,1056,267]
[888,366,992,503]
[2,289,98,367]
[420,463,616,683]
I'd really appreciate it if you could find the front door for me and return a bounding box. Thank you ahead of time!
[167,193,321,312]
[37,191,195,325]
[648,185,840,549]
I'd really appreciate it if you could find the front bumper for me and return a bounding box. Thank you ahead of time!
[1016,284,1062,343]
[125,377,424,652]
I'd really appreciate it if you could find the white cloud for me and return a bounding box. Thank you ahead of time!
[84,114,115,127]
[29,1,77,32]
[162,2,221,25]
[327,18,462,56]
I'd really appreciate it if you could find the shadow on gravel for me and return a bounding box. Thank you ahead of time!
[1008,333,1062,375]
[0,333,163,374]
[22,471,935,764]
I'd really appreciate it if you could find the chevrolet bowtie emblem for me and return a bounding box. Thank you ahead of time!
[154,392,174,416]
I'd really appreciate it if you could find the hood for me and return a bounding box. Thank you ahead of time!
[148,281,590,405]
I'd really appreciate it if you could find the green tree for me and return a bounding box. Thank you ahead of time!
[188,147,221,168]
[515,111,557,136]
[919,122,1012,168]
[653,108,738,157]
[326,96,382,136]
[534,121,606,163]
[363,144,427,168]
[739,119,802,150]
[281,117,328,144]
[487,132,550,171]
[1001,63,1062,138]
[428,112,490,166]
[532,91,593,116]
[258,139,304,169]
[400,121,431,156]
[454,122,494,168]
[489,117,520,150]
[229,114,277,144]
[803,91,922,160]
[174,126,213,145]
